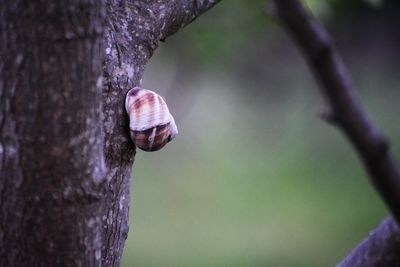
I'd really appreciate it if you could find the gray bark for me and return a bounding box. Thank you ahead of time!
[0,1,106,266]
[0,0,220,266]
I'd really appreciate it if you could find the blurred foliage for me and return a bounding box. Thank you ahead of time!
[121,0,399,266]
[165,0,389,67]
[180,1,271,66]
[362,0,384,7]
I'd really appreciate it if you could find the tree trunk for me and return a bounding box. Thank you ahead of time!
[0,1,220,266]
[0,1,107,266]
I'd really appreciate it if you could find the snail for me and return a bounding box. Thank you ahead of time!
[125,87,178,152]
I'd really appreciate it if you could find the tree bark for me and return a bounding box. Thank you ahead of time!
[0,1,106,266]
[0,0,220,266]
[101,0,220,265]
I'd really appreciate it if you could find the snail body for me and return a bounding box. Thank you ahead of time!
[125,87,178,152]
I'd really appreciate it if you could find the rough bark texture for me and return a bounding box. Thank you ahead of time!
[0,1,106,266]
[101,1,220,265]
[271,0,400,266]
[0,0,220,266]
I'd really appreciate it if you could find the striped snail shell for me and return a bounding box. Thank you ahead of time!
[125,87,178,152]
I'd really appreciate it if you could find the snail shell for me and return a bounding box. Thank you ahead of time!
[125,87,178,152]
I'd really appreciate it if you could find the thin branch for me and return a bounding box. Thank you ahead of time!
[160,0,222,40]
[272,0,400,224]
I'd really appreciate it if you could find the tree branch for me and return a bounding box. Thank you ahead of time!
[101,0,221,265]
[271,0,400,266]
[272,0,400,224]
[159,0,222,39]
[337,216,400,267]
[102,0,222,164]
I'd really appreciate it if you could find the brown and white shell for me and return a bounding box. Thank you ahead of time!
[125,87,178,152]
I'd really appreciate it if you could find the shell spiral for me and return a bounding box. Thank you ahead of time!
[125,87,178,152]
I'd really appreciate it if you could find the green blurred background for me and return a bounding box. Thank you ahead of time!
[121,0,400,266]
